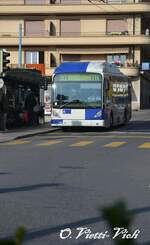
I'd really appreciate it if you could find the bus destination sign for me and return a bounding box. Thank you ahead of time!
[55,73,101,82]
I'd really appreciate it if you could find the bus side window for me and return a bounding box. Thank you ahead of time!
[128,83,132,102]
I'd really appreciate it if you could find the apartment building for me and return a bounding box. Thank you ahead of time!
[0,0,150,109]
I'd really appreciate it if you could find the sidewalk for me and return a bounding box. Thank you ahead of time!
[131,109,150,121]
[0,123,59,143]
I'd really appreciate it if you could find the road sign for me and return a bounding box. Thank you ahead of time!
[142,62,149,71]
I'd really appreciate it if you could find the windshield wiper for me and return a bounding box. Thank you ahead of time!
[59,100,83,109]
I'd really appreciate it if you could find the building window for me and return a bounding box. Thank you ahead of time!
[50,54,57,67]
[50,22,56,36]
[106,19,128,35]
[25,51,44,64]
[25,21,45,37]
[60,20,81,37]
[61,54,81,62]
[50,0,81,3]
[107,54,126,66]
[60,0,81,3]
[107,0,127,3]
[61,54,106,62]
[25,0,45,4]
[25,52,39,64]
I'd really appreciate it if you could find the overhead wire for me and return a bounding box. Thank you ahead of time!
[87,0,124,14]
[87,0,110,11]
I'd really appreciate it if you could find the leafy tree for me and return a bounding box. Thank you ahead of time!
[0,227,25,245]
[102,201,136,245]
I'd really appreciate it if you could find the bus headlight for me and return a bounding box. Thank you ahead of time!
[52,110,60,118]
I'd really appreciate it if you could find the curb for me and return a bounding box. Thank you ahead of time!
[0,127,60,143]
[16,128,60,140]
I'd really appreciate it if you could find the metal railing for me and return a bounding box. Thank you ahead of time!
[10,63,140,69]
[0,31,147,37]
[0,0,146,5]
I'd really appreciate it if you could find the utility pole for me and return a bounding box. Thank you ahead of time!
[18,23,22,68]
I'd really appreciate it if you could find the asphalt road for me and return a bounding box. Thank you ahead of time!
[1,111,150,245]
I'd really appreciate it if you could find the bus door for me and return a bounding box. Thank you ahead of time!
[112,78,125,124]
[104,77,112,122]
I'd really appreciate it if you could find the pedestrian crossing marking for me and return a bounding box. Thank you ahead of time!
[138,142,150,149]
[2,140,30,145]
[4,139,150,150]
[37,140,63,146]
[105,135,150,139]
[70,141,93,147]
[104,141,127,148]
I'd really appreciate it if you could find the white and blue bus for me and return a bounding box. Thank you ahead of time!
[51,62,131,128]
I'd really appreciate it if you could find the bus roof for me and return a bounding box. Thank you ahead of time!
[54,61,125,76]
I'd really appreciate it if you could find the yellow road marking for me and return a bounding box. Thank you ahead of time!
[104,141,127,148]
[138,143,150,149]
[2,140,30,145]
[105,135,150,139]
[37,140,63,146]
[108,135,150,139]
[70,141,93,147]
[43,135,150,139]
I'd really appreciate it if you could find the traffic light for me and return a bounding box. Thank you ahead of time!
[0,49,10,74]
[2,49,10,73]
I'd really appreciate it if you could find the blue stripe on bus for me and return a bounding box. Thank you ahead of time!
[54,62,89,74]
[85,109,103,120]
[62,109,71,114]
[51,119,63,124]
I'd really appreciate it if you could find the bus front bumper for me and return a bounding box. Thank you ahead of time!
[51,119,105,127]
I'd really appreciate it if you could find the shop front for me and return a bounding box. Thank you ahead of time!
[1,68,45,128]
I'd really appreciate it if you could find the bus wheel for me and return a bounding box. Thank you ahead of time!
[123,111,128,124]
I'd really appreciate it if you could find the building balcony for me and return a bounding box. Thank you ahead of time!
[41,64,140,77]
[0,2,149,15]
[10,63,55,76]
[10,64,139,77]
[0,33,150,46]
[120,66,139,77]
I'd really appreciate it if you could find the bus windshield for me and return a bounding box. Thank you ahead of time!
[53,73,102,109]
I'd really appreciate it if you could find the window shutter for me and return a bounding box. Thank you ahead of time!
[60,0,81,3]
[60,20,81,37]
[61,54,80,62]
[25,21,44,37]
[107,19,127,33]
[25,0,45,4]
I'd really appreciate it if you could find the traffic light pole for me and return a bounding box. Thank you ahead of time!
[18,23,22,68]
[0,50,3,74]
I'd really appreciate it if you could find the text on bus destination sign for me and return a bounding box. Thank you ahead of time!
[55,74,101,82]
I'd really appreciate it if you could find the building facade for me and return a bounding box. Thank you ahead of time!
[0,0,150,109]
